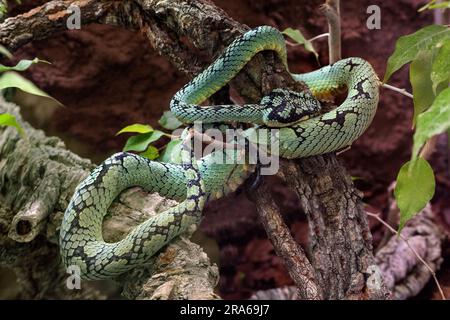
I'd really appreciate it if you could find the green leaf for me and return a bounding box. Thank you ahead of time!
[412,87,450,158]
[418,0,440,11]
[116,123,153,136]
[0,58,50,72]
[410,50,436,124]
[0,71,61,104]
[0,45,12,59]
[431,39,450,93]
[139,145,159,160]
[0,113,25,137]
[384,25,450,83]
[0,2,7,19]
[157,139,183,163]
[429,1,450,10]
[158,111,183,130]
[123,131,164,152]
[282,28,319,60]
[394,158,435,231]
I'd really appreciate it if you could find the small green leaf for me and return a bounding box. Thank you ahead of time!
[410,50,436,124]
[282,28,319,60]
[158,111,183,130]
[394,158,435,231]
[0,71,61,104]
[139,145,159,160]
[418,0,439,11]
[157,139,183,163]
[123,131,164,152]
[0,113,25,137]
[412,87,450,159]
[0,58,50,72]
[116,124,153,136]
[428,1,450,10]
[0,45,12,58]
[431,39,450,93]
[384,25,450,83]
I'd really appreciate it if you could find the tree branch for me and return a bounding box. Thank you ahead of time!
[247,180,322,300]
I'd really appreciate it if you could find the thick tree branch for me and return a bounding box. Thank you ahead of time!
[247,180,322,300]
[279,159,390,299]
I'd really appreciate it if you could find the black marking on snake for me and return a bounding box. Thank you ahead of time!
[344,59,361,72]
[264,90,320,124]
[113,152,132,162]
[74,246,90,264]
[321,110,359,127]
[350,78,371,100]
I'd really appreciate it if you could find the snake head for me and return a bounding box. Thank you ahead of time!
[261,89,322,127]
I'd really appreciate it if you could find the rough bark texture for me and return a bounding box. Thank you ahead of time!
[250,204,445,300]
[279,158,389,299]
[375,205,444,300]
[247,180,322,300]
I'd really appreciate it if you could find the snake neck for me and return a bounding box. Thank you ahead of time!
[291,57,380,108]
[170,100,269,124]
[170,26,287,123]
[276,57,380,158]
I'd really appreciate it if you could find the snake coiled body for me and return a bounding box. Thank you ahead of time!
[60,26,379,280]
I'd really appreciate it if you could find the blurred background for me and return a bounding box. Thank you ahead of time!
[1,0,449,299]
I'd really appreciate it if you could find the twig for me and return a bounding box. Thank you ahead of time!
[285,33,329,47]
[309,33,330,42]
[320,0,341,63]
[191,128,240,150]
[381,83,413,99]
[367,212,446,300]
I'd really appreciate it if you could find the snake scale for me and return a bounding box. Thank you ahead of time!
[60,26,379,280]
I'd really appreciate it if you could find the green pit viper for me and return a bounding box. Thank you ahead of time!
[60,26,379,280]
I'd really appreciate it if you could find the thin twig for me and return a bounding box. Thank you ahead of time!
[321,0,341,63]
[309,33,329,42]
[192,128,242,150]
[367,212,446,300]
[381,83,413,99]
